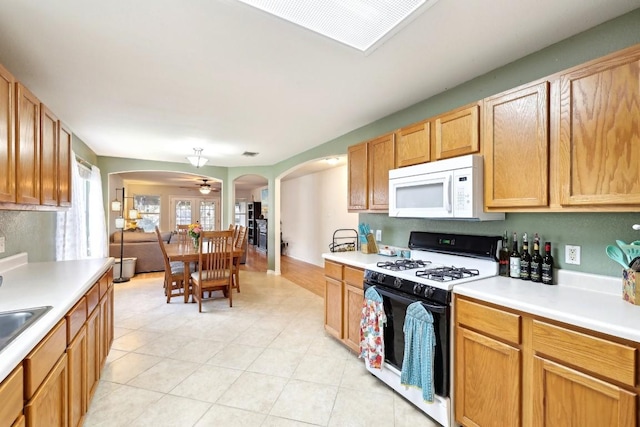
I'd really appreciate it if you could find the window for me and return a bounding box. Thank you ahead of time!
[134,195,161,232]
[171,197,220,231]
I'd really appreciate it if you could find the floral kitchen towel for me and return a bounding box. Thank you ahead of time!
[400,301,436,402]
[359,287,386,369]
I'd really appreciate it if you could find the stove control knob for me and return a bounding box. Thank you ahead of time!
[393,277,403,288]
[413,284,424,295]
[424,287,435,298]
[378,273,386,282]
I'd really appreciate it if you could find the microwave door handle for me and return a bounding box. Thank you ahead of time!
[445,175,452,213]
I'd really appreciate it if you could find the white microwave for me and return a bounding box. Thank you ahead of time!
[388,154,504,221]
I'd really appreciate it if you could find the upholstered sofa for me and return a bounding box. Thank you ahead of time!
[109,230,172,274]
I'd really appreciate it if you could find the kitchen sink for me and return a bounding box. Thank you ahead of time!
[0,306,52,354]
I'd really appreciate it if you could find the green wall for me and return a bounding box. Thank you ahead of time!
[1,8,639,275]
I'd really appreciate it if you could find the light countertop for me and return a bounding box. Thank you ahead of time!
[321,252,639,344]
[0,253,114,383]
[322,250,401,269]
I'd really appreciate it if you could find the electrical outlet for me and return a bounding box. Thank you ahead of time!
[565,245,581,265]
[0,236,5,254]
[375,229,382,241]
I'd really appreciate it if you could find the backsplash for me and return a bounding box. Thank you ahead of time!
[0,211,57,262]
[361,212,640,278]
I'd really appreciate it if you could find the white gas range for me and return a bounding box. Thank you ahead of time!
[362,231,501,427]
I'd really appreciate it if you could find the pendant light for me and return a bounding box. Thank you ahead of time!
[187,148,208,168]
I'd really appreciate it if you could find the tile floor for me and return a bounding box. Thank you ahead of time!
[84,271,440,426]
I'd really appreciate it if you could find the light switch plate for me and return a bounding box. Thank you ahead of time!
[0,236,5,253]
[375,230,382,241]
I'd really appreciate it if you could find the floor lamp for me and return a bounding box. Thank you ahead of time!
[111,187,130,283]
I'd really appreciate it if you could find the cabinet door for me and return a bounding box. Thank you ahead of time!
[484,81,549,208]
[0,365,23,427]
[559,47,640,206]
[67,325,87,427]
[24,354,68,427]
[455,327,521,427]
[435,103,480,160]
[347,142,368,211]
[15,83,40,205]
[532,356,635,427]
[0,64,15,203]
[324,277,343,339]
[368,133,395,210]
[39,104,58,206]
[86,305,101,401]
[57,122,72,207]
[100,285,114,366]
[395,120,430,167]
[342,283,364,353]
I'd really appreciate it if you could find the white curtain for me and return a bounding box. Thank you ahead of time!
[88,165,108,258]
[56,153,88,260]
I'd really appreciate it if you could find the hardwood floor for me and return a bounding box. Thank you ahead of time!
[241,245,324,297]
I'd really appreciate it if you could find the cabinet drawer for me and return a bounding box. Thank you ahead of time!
[24,319,66,399]
[99,272,110,298]
[324,261,343,281]
[532,320,636,387]
[66,297,87,344]
[0,365,23,427]
[456,297,521,345]
[86,283,99,315]
[344,266,363,288]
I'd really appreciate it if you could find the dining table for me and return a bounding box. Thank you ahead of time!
[163,242,242,303]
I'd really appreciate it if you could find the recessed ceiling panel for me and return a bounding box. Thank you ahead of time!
[236,0,437,52]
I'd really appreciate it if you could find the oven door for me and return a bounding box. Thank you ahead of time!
[364,282,450,397]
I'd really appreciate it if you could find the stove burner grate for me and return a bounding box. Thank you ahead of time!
[376,259,432,271]
[415,266,480,282]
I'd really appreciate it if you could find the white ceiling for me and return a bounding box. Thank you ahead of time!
[0,0,638,171]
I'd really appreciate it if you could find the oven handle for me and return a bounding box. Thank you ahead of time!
[368,285,447,314]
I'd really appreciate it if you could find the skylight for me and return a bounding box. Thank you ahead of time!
[236,0,440,53]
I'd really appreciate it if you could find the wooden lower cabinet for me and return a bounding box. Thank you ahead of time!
[323,260,364,352]
[324,276,343,339]
[0,365,23,427]
[67,325,87,427]
[455,295,638,427]
[532,356,635,426]
[343,283,364,353]
[455,328,521,427]
[86,299,101,401]
[24,354,67,427]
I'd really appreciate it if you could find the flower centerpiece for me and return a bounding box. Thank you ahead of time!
[188,223,202,250]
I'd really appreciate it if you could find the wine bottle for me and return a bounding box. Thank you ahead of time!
[542,242,555,285]
[530,233,542,282]
[509,232,520,279]
[499,230,510,277]
[520,233,531,280]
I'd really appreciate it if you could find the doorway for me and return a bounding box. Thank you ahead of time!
[169,196,221,231]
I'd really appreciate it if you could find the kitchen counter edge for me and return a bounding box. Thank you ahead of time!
[321,251,400,269]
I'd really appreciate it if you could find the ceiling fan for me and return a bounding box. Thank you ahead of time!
[179,178,219,195]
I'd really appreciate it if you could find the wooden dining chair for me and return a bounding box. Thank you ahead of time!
[191,229,235,312]
[155,226,189,303]
[176,224,189,245]
[231,225,247,293]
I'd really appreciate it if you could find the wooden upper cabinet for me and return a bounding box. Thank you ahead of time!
[558,46,640,206]
[484,81,550,208]
[395,119,430,167]
[348,133,395,211]
[15,83,40,205]
[347,142,368,211]
[58,122,72,207]
[0,64,15,203]
[435,103,480,160]
[368,132,395,210]
[40,104,58,206]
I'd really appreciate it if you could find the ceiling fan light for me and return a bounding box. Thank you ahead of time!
[199,184,212,195]
[187,148,208,168]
